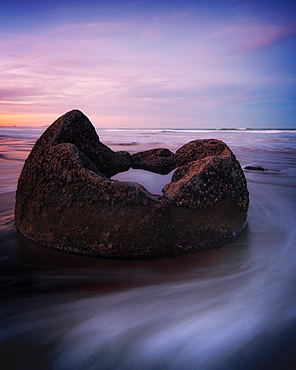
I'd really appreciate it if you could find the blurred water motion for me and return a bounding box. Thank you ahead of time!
[0,128,296,369]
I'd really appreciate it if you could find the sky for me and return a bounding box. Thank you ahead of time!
[0,0,295,128]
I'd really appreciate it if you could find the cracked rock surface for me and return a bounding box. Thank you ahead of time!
[15,110,249,258]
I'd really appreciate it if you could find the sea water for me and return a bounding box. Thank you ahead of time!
[0,127,296,369]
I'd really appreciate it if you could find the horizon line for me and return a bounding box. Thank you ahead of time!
[1,125,295,131]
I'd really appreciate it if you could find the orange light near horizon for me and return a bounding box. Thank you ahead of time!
[0,113,58,127]
[0,113,131,128]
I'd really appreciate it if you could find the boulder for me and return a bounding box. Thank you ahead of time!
[15,110,249,259]
[164,139,248,210]
[244,166,266,171]
[175,138,230,166]
[19,109,131,178]
[131,148,177,174]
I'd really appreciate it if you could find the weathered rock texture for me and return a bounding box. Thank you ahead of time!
[131,148,177,174]
[15,110,249,259]
[164,139,248,210]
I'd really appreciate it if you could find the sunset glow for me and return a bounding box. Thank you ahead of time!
[1,0,295,128]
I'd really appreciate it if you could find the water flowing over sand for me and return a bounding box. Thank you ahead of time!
[0,128,296,369]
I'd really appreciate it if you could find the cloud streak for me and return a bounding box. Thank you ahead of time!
[0,4,295,128]
[213,22,296,51]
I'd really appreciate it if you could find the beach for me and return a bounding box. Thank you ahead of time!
[1,128,296,369]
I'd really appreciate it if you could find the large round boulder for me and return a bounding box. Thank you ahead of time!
[15,110,249,258]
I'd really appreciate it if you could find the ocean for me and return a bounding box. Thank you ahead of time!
[0,127,296,369]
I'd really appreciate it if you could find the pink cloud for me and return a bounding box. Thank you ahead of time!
[140,28,161,42]
[1,14,294,127]
[56,22,133,36]
[170,11,192,21]
[212,22,296,51]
